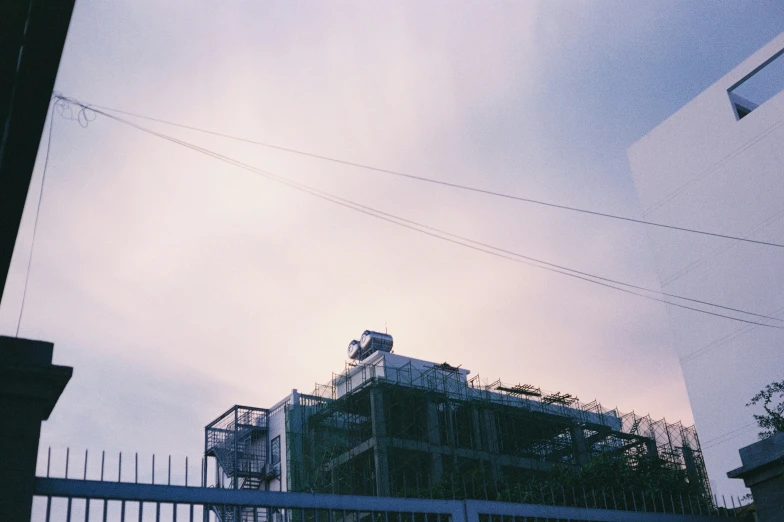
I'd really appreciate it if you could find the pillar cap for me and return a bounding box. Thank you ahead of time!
[0,336,72,420]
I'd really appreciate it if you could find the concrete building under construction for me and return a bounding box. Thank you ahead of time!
[204,331,709,503]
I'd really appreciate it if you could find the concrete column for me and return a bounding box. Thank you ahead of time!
[570,425,591,465]
[728,432,784,522]
[0,336,72,522]
[681,444,700,487]
[645,437,659,459]
[426,401,443,483]
[369,387,390,496]
[471,407,483,451]
[481,409,501,481]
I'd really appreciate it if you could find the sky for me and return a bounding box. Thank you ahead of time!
[2,0,783,498]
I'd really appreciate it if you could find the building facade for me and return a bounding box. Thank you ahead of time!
[628,33,784,495]
[204,345,709,509]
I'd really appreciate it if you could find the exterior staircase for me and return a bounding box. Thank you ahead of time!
[205,406,271,522]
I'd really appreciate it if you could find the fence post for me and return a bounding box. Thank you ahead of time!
[0,336,72,522]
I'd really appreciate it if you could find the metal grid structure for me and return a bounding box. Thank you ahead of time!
[31,446,747,522]
[284,358,711,514]
[205,406,271,493]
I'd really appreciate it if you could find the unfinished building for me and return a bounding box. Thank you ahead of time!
[204,332,710,504]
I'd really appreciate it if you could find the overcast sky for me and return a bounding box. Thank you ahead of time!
[2,0,783,498]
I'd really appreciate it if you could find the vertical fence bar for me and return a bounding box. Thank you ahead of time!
[101,451,105,481]
[139,501,144,522]
[135,453,138,484]
[152,454,156,484]
[67,497,72,522]
[186,457,189,487]
[66,447,70,478]
[168,455,172,485]
[45,496,52,522]
[103,497,108,522]
[84,449,89,480]
[47,447,51,477]
[119,452,123,482]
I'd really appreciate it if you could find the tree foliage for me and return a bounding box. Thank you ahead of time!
[747,380,784,440]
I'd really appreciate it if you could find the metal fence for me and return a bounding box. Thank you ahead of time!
[32,448,749,522]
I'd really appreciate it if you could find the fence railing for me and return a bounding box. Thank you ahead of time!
[33,447,750,522]
[34,477,736,522]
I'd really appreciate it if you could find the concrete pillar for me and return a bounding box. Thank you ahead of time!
[645,437,659,459]
[426,401,443,483]
[482,409,498,453]
[570,425,591,465]
[0,336,72,522]
[681,444,700,487]
[481,409,501,481]
[471,407,483,451]
[728,432,784,522]
[369,387,390,496]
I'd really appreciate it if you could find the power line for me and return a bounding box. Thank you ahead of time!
[54,96,784,328]
[702,423,759,450]
[77,99,784,250]
[680,304,784,363]
[643,116,784,218]
[16,100,57,336]
[661,206,784,287]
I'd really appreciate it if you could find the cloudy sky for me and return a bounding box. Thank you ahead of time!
[2,0,783,497]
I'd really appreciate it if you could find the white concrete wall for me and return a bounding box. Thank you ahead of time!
[266,391,295,492]
[628,32,784,496]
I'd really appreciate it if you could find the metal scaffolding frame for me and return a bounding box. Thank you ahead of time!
[284,358,710,509]
[205,405,271,494]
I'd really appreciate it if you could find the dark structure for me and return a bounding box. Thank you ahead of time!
[207,351,712,514]
[1,2,76,521]
[728,432,784,522]
[0,336,72,522]
[1,0,76,303]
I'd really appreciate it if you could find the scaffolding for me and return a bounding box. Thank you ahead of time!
[284,357,710,503]
[205,405,270,490]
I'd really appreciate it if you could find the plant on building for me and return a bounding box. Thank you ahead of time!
[746,379,784,440]
[418,451,707,515]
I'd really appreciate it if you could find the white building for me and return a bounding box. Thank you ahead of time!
[628,33,784,496]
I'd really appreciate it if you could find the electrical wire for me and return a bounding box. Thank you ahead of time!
[680,304,784,363]
[15,100,56,336]
[662,207,784,287]
[701,423,759,450]
[643,116,784,217]
[54,96,784,328]
[74,99,784,250]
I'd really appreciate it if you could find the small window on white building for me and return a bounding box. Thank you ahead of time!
[271,436,280,465]
[729,48,784,120]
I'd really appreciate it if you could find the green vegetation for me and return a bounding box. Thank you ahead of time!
[747,380,784,440]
